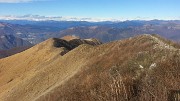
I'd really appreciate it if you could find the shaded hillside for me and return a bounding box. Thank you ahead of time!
[0,35,32,50]
[0,46,31,59]
[0,34,179,101]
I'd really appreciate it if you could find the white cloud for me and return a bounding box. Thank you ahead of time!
[1,15,179,22]
[0,15,121,22]
[0,0,45,3]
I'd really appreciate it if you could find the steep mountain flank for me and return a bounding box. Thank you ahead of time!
[0,37,101,101]
[0,35,32,50]
[0,34,32,58]
[0,46,31,59]
[0,34,179,101]
[0,35,101,59]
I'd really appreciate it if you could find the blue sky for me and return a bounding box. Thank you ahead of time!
[0,0,180,20]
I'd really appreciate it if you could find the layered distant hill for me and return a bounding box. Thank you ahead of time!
[57,26,137,42]
[57,22,180,42]
[1,20,180,59]
[0,34,179,101]
[0,22,62,44]
[0,35,32,50]
[0,34,32,58]
[0,21,106,44]
[1,20,180,44]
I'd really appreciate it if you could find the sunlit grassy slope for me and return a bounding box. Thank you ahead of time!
[0,34,179,101]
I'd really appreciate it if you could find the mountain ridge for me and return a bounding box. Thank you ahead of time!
[0,34,179,101]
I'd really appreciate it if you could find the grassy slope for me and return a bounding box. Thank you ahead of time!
[0,37,100,101]
[37,34,180,101]
[0,34,179,101]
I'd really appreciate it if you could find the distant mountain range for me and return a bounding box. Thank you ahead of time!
[57,21,180,42]
[0,20,180,58]
[0,21,109,44]
[0,20,180,44]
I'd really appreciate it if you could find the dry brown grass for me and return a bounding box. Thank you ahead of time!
[0,34,179,101]
[35,35,163,101]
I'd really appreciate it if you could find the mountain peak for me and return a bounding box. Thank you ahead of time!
[61,35,79,41]
[140,34,179,50]
[32,36,102,56]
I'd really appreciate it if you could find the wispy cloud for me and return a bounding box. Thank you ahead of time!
[0,0,45,3]
[0,15,120,22]
[1,15,179,22]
